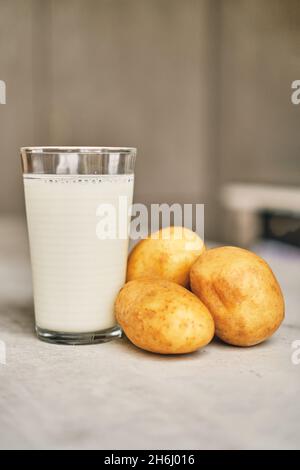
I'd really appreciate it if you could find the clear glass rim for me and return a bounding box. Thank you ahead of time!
[21,146,137,156]
[21,146,136,175]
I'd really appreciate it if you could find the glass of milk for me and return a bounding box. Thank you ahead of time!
[21,147,136,344]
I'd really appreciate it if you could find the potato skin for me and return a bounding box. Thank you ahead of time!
[115,278,215,354]
[126,226,205,287]
[190,246,284,346]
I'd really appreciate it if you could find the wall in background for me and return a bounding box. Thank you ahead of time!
[0,0,35,213]
[48,0,219,241]
[219,0,300,187]
[0,0,299,240]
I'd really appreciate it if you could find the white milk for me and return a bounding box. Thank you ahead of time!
[24,174,134,333]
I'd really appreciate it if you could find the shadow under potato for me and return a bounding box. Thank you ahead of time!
[212,334,279,350]
[119,334,209,361]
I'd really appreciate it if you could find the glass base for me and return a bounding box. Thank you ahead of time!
[36,325,122,345]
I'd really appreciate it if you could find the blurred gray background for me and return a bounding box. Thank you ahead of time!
[0,0,299,241]
[1,0,300,451]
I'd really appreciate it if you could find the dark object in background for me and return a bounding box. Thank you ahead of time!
[262,211,300,248]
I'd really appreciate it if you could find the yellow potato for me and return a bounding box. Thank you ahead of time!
[127,226,205,287]
[115,278,215,354]
[190,246,284,346]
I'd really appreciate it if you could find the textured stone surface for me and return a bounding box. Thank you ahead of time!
[0,218,299,449]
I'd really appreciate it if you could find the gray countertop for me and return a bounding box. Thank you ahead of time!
[0,217,299,450]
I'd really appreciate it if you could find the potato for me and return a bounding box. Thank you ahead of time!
[190,246,284,346]
[115,278,215,354]
[127,226,205,287]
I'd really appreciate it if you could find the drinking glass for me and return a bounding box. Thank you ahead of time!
[21,147,136,344]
